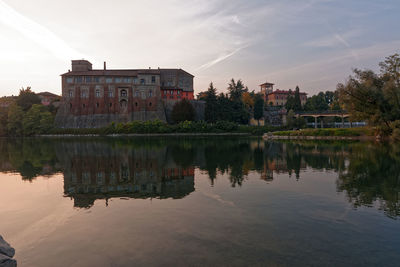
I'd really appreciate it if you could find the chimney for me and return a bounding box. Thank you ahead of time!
[104,61,106,70]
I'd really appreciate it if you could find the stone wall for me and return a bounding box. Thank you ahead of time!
[55,98,166,128]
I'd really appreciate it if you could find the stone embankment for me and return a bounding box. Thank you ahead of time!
[0,236,16,267]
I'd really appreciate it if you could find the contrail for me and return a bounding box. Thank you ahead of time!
[0,1,84,60]
[196,45,247,71]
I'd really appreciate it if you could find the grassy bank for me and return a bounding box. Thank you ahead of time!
[271,127,374,137]
[49,120,284,136]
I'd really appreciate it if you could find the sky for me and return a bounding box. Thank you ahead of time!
[0,0,399,97]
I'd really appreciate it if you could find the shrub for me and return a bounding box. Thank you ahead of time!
[171,99,195,123]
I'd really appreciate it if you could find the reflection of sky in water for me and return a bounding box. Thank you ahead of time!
[0,138,399,266]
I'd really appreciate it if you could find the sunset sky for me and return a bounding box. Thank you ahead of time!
[0,0,399,97]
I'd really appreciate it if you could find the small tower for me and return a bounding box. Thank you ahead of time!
[259,81,274,101]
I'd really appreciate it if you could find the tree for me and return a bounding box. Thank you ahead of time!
[293,86,302,111]
[16,87,41,111]
[204,82,218,123]
[304,92,329,111]
[242,91,254,110]
[0,108,8,136]
[337,54,400,135]
[285,95,295,110]
[228,79,246,102]
[253,94,264,126]
[23,104,54,136]
[286,109,296,128]
[171,99,195,123]
[7,104,24,136]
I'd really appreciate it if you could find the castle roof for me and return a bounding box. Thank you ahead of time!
[61,68,194,77]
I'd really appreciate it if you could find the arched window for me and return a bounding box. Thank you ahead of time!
[96,89,100,97]
[121,89,127,97]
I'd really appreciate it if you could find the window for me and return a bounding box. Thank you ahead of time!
[123,77,131,83]
[94,77,100,83]
[76,77,83,83]
[149,102,152,107]
[149,90,152,97]
[66,77,74,83]
[81,91,87,98]
[134,91,139,97]
[96,103,99,108]
[170,90,173,95]
[108,90,114,98]
[140,79,145,85]
[135,102,138,107]
[106,77,113,83]
[69,90,73,98]
[82,103,86,108]
[96,89,100,97]
[120,89,127,97]
[109,103,112,107]
[151,76,156,83]
[115,77,122,83]
[85,77,92,83]
[133,77,138,84]
[70,103,72,109]
[177,91,180,95]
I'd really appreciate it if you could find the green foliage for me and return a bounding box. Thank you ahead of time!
[0,107,8,136]
[16,87,41,111]
[7,104,24,136]
[204,82,218,123]
[253,94,264,122]
[51,120,285,136]
[171,99,195,123]
[293,86,302,111]
[22,104,54,136]
[338,54,400,136]
[304,92,330,111]
[273,127,373,137]
[228,78,246,102]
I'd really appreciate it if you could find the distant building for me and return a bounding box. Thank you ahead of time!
[260,81,307,107]
[55,60,195,128]
[37,92,60,106]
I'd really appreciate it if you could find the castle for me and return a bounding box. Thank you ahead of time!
[260,82,307,107]
[55,60,194,128]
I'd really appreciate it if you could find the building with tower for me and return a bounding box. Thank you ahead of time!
[55,60,194,128]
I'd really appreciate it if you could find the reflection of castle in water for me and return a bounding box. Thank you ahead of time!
[57,142,195,208]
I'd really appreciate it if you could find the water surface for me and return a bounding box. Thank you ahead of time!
[0,137,399,266]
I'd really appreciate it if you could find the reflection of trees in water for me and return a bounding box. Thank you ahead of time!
[0,137,399,217]
[336,144,400,219]
[0,138,59,180]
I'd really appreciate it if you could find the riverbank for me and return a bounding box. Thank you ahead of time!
[41,132,253,137]
[45,121,283,137]
[264,127,376,141]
